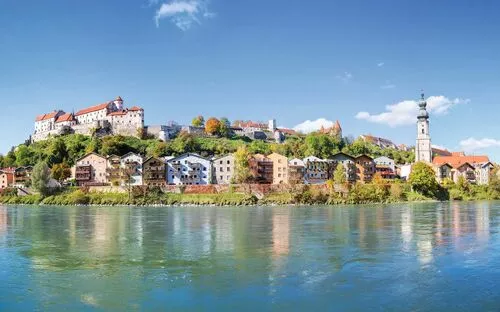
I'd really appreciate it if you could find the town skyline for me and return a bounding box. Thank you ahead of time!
[2,1,500,160]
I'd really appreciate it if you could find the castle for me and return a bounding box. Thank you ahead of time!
[32,97,144,142]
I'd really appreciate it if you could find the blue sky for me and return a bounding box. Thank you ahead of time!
[1,0,500,160]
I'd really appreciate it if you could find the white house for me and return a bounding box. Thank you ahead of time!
[120,152,143,186]
[166,153,212,185]
[374,156,395,172]
[303,156,329,184]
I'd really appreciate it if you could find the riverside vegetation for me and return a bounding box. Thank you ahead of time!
[1,162,500,206]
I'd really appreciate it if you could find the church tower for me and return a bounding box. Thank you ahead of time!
[415,92,432,163]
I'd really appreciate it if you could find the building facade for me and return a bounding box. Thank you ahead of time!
[354,155,376,183]
[415,92,432,163]
[374,156,396,179]
[74,153,108,186]
[166,153,212,185]
[330,153,357,183]
[13,166,33,187]
[249,154,273,184]
[121,153,143,186]
[288,158,305,184]
[303,156,329,184]
[267,153,289,184]
[0,169,14,189]
[212,154,235,185]
[433,163,453,184]
[142,157,166,187]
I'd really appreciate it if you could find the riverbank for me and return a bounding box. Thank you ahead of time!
[0,188,469,207]
[1,179,498,207]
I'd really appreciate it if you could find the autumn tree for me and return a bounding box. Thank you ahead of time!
[51,163,72,182]
[192,115,205,127]
[205,117,222,136]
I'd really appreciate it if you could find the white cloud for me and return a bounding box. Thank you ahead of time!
[431,144,448,151]
[336,72,353,83]
[293,118,335,134]
[459,138,500,152]
[377,62,385,67]
[155,0,214,30]
[355,95,469,127]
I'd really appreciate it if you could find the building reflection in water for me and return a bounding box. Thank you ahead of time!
[272,211,290,258]
[476,202,490,245]
[0,206,7,237]
[401,208,413,252]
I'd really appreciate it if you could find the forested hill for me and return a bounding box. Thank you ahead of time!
[0,132,414,168]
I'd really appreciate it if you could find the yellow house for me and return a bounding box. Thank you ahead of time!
[267,153,289,184]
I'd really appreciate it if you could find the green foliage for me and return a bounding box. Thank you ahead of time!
[333,163,346,185]
[51,163,71,182]
[192,115,205,127]
[233,146,251,184]
[303,133,343,159]
[409,162,440,198]
[31,162,51,196]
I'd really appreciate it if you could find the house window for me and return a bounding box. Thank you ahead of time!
[227,167,230,172]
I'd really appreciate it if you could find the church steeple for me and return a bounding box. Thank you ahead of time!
[415,91,432,163]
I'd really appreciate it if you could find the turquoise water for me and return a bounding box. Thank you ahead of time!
[1,202,500,311]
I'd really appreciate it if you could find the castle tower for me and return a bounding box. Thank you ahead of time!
[333,120,342,138]
[268,119,277,132]
[113,96,124,110]
[415,92,432,163]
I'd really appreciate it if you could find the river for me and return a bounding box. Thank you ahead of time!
[0,202,499,311]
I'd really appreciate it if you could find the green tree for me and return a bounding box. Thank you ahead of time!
[219,117,231,137]
[51,163,71,182]
[192,115,205,127]
[32,162,51,196]
[333,163,346,185]
[46,138,68,166]
[303,133,342,159]
[171,132,199,155]
[233,146,252,183]
[15,145,35,167]
[408,162,439,197]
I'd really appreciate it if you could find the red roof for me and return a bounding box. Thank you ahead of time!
[433,155,490,169]
[0,167,15,174]
[35,111,62,122]
[277,128,296,135]
[55,113,74,123]
[128,106,143,111]
[75,103,109,116]
[234,121,267,129]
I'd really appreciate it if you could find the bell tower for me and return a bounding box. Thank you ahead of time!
[415,92,432,163]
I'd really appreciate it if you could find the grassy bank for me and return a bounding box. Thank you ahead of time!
[1,179,499,207]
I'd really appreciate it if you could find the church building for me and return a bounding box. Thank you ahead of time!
[415,92,432,163]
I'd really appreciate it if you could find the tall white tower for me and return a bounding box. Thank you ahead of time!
[415,92,432,163]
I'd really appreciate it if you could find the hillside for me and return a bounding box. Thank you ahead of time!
[0,132,414,168]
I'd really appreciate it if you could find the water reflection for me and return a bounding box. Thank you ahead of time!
[0,202,500,310]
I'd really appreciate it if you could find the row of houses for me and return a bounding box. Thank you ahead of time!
[69,151,402,187]
[0,166,33,190]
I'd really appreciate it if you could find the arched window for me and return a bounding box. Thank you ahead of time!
[421,128,424,134]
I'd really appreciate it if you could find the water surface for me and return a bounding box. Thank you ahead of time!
[1,202,499,311]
